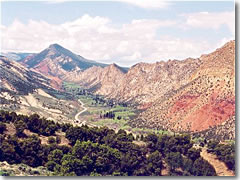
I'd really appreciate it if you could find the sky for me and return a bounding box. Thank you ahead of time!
[0,0,235,67]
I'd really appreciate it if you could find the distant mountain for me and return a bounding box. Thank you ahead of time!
[20,44,109,77]
[1,52,34,61]
[111,58,201,105]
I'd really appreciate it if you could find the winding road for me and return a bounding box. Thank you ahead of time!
[74,99,87,126]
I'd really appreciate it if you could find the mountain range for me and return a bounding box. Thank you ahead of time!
[1,40,235,139]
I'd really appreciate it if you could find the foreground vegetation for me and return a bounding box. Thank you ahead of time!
[0,110,235,176]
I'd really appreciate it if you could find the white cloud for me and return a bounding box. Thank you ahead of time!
[182,11,235,35]
[0,14,234,67]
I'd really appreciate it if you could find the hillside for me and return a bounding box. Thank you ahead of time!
[0,56,83,123]
[66,58,201,107]
[134,41,235,137]
[0,56,54,95]
[111,59,201,106]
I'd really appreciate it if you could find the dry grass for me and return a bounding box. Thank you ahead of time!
[5,123,16,135]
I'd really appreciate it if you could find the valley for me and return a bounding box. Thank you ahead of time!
[0,41,235,141]
[63,81,168,136]
[0,41,235,176]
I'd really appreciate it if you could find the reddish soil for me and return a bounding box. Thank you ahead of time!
[170,95,198,113]
[187,97,235,131]
[35,60,51,75]
[48,76,63,90]
[138,102,153,110]
[177,93,235,131]
[166,90,235,132]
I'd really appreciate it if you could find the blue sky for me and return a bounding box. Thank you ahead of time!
[1,1,234,26]
[0,1,235,66]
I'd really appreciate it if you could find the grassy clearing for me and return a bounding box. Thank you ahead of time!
[91,118,130,130]
[63,81,82,89]
[77,94,172,135]
[78,95,97,106]
[126,127,170,135]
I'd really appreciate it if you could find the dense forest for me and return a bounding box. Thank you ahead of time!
[0,110,235,176]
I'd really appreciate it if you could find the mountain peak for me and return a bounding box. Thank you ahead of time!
[48,43,65,51]
[107,63,128,73]
[109,63,119,68]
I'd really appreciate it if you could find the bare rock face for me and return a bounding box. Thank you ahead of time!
[135,41,235,137]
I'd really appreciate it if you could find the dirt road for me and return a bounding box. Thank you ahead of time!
[200,148,234,176]
[74,99,87,126]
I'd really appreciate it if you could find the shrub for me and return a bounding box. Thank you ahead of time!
[0,122,6,134]
[48,137,56,144]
